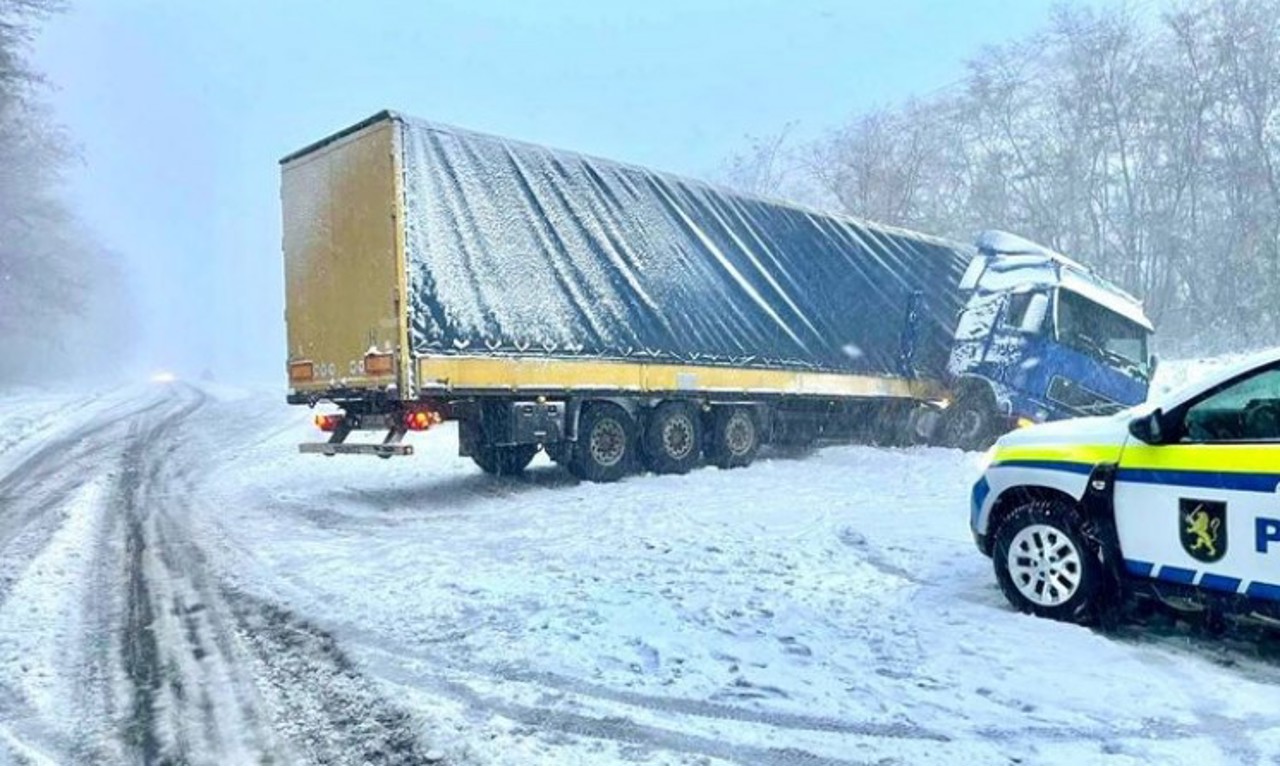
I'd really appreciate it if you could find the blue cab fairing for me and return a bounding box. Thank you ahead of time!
[948,234,1153,426]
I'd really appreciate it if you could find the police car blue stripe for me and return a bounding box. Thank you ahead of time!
[1198,573,1243,593]
[1246,582,1280,601]
[1126,561,1280,602]
[992,459,1094,475]
[1116,467,1280,493]
[1124,559,1155,577]
[970,477,991,531]
[1156,566,1197,585]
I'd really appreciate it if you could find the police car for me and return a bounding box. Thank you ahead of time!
[971,351,1280,626]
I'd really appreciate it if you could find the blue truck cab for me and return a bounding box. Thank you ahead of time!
[936,231,1156,449]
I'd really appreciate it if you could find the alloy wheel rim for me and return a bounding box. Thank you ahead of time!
[1007,523,1083,606]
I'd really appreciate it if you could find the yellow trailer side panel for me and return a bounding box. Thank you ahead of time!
[417,355,946,400]
[282,120,406,393]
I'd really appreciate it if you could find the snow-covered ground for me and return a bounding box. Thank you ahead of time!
[1,368,1279,765]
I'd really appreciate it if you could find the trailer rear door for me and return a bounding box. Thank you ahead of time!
[281,115,409,395]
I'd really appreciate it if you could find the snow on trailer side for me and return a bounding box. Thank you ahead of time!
[282,110,971,398]
[396,112,971,389]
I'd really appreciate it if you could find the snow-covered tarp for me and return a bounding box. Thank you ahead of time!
[398,114,970,378]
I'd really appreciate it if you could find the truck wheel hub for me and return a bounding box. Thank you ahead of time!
[661,417,695,459]
[725,414,755,455]
[590,419,627,467]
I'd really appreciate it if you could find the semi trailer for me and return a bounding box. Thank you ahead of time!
[281,110,1155,481]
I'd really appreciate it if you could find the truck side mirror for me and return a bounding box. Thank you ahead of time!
[1129,408,1166,445]
[1148,354,1159,377]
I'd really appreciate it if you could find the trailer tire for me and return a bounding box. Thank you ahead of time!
[643,402,703,474]
[569,403,636,483]
[709,407,760,469]
[472,445,538,476]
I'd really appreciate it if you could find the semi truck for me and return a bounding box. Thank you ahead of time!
[281,110,1155,481]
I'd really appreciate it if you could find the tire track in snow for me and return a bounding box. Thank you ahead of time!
[115,384,440,765]
[0,384,446,765]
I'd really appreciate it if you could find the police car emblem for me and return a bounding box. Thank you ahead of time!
[1180,499,1227,563]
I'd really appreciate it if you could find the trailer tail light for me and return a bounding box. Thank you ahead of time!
[365,351,395,376]
[314,413,345,432]
[404,409,441,431]
[289,360,315,382]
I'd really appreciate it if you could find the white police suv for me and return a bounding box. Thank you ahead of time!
[972,351,1280,625]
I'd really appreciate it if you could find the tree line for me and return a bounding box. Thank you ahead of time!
[723,0,1280,356]
[0,0,129,381]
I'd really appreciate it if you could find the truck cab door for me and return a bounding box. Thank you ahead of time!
[1114,363,1280,600]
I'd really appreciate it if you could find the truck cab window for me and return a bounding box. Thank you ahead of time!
[1055,290,1149,375]
[1004,293,1032,329]
[1004,291,1049,334]
[1181,367,1280,442]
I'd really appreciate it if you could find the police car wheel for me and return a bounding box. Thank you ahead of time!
[992,500,1104,624]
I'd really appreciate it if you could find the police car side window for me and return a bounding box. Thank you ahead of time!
[1182,367,1280,443]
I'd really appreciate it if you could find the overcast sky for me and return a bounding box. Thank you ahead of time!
[35,0,1114,382]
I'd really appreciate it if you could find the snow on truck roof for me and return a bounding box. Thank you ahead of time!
[975,229,1153,332]
[281,109,972,255]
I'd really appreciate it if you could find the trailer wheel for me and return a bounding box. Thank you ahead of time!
[472,445,539,476]
[643,402,703,474]
[569,403,636,483]
[709,407,760,469]
[992,499,1105,625]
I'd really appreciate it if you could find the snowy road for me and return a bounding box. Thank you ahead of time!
[1,382,1279,765]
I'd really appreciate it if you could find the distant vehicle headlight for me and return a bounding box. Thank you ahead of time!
[150,371,177,384]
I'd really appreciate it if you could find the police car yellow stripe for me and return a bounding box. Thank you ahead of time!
[994,443,1280,474]
[992,444,1122,469]
[1119,444,1280,474]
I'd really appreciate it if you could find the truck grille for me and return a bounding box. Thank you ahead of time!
[1046,375,1124,416]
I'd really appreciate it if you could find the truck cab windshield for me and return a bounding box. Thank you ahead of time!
[1056,289,1150,377]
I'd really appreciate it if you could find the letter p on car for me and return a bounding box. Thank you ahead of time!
[1257,517,1280,554]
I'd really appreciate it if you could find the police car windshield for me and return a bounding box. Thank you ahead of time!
[1057,290,1150,374]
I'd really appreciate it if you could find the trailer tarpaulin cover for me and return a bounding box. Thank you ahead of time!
[399,114,970,379]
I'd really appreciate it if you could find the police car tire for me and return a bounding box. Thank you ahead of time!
[992,500,1105,625]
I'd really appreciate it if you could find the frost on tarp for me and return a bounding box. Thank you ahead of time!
[399,116,970,377]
